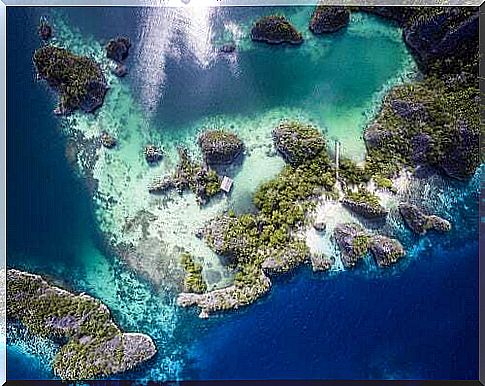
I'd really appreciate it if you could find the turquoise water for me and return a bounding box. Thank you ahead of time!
[7,6,478,381]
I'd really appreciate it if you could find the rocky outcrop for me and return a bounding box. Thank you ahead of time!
[342,188,387,219]
[363,122,395,150]
[399,202,451,235]
[177,270,271,318]
[369,235,405,267]
[198,130,244,165]
[261,243,309,275]
[309,6,350,34]
[106,36,131,77]
[7,269,156,380]
[313,221,326,232]
[196,215,243,257]
[333,223,370,268]
[341,197,387,219]
[106,36,131,62]
[273,120,326,166]
[310,252,334,272]
[33,46,108,114]
[251,15,303,45]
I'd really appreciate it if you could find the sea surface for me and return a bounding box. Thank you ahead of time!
[6,6,479,380]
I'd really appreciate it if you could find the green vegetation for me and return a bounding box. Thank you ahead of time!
[338,158,371,186]
[180,253,207,294]
[273,120,326,166]
[202,121,335,289]
[33,45,107,113]
[344,188,381,211]
[7,270,154,380]
[373,176,394,191]
[352,234,370,258]
[364,76,479,180]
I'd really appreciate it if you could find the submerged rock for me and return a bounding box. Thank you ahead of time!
[33,46,108,114]
[333,223,370,268]
[369,235,405,267]
[251,15,303,45]
[7,269,156,380]
[313,221,326,232]
[38,17,53,41]
[112,63,128,77]
[219,43,236,53]
[100,131,117,149]
[144,144,163,164]
[198,130,244,165]
[399,202,451,235]
[309,6,350,34]
[272,120,326,166]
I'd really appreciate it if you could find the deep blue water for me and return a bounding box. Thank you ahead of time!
[6,7,479,381]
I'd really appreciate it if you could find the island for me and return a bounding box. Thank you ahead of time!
[251,15,303,45]
[33,45,108,114]
[7,269,156,380]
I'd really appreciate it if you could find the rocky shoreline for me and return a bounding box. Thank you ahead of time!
[7,269,156,380]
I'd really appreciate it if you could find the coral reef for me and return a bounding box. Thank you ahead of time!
[149,147,222,206]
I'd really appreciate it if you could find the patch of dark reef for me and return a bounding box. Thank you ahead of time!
[7,269,156,380]
[309,5,350,34]
[38,17,53,42]
[251,15,303,45]
[33,45,108,115]
[149,147,222,206]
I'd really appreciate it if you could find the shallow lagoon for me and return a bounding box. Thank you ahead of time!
[6,6,478,380]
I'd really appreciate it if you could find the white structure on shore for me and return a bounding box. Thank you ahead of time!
[220,176,233,193]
